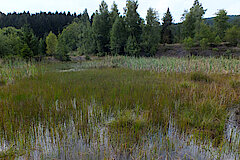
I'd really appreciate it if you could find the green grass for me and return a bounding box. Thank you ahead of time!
[73,56,240,74]
[0,66,239,158]
[1,56,240,158]
[0,59,40,85]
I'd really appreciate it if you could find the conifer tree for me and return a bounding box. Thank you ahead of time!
[92,1,111,54]
[161,8,173,44]
[124,0,142,56]
[110,1,120,26]
[110,16,127,55]
[214,9,229,40]
[182,0,206,38]
[141,8,161,56]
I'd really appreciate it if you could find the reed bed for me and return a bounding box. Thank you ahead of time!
[0,67,240,159]
[71,56,240,74]
[0,59,39,85]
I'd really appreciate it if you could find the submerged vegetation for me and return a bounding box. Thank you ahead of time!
[0,56,240,159]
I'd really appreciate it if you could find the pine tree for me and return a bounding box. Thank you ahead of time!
[161,8,173,44]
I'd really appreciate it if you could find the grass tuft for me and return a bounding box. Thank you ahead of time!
[190,72,213,83]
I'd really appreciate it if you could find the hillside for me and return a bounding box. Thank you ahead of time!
[205,15,240,26]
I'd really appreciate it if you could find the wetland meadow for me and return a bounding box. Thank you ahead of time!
[0,56,240,159]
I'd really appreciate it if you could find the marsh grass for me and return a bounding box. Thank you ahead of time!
[0,59,40,85]
[71,56,240,74]
[0,67,240,158]
[190,72,213,82]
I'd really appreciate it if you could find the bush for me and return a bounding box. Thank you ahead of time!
[191,72,212,83]
[183,37,194,51]
[85,55,91,61]
[214,36,222,45]
[225,26,240,46]
[212,48,219,52]
[224,49,232,58]
[200,38,209,50]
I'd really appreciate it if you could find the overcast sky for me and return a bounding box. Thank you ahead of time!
[1,0,239,23]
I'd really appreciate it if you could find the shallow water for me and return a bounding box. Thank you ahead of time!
[0,67,240,159]
[0,101,239,159]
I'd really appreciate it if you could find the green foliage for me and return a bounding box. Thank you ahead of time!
[183,37,194,51]
[21,25,39,57]
[38,36,47,56]
[212,48,219,52]
[182,0,206,38]
[214,9,229,39]
[125,35,140,56]
[125,0,142,40]
[214,35,222,45]
[110,17,128,55]
[109,1,120,26]
[56,22,83,60]
[92,1,111,54]
[141,8,161,56]
[77,13,96,55]
[224,25,240,46]
[0,27,24,57]
[161,8,173,44]
[57,22,80,53]
[194,22,215,44]
[0,32,10,57]
[20,43,33,60]
[200,38,208,50]
[46,31,58,55]
[85,55,91,60]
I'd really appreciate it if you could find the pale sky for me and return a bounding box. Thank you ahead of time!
[0,0,239,23]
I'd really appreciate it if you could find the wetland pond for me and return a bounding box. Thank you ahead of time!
[0,63,240,159]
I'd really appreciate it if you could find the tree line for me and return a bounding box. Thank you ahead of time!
[0,0,240,60]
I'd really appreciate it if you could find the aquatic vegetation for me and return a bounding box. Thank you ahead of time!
[67,56,240,74]
[0,66,239,159]
[0,59,40,85]
[190,72,212,82]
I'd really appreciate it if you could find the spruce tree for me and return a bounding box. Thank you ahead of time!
[161,8,173,44]
[124,0,142,56]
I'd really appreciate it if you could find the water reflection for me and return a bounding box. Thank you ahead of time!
[1,101,239,159]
